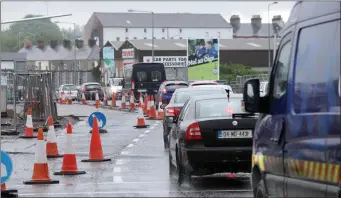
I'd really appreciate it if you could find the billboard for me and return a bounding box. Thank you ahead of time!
[143,56,187,67]
[187,39,219,80]
[103,46,115,73]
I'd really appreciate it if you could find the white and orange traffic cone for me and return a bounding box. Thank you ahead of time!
[129,91,135,111]
[111,92,117,107]
[147,95,157,120]
[133,107,149,128]
[145,95,151,117]
[157,96,164,120]
[54,122,86,175]
[67,93,72,105]
[139,93,144,108]
[120,91,127,110]
[20,107,37,139]
[95,92,100,109]
[23,127,59,185]
[143,94,149,116]
[46,116,63,158]
[61,92,66,104]
[81,92,86,105]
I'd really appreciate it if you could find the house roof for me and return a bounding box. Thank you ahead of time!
[123,38,279,51]
[0,52,27,61]
[18,45,100,61]
[108,41,124,50]
[235,23,275,37]
[94,12,232,28]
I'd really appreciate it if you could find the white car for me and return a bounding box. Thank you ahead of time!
[193,84,234,94]
[55,84,78,100]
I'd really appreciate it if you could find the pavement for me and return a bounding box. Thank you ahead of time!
[1,101,252,197]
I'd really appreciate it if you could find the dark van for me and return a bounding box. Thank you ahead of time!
[243,2,340,198]
[123,62,166,100]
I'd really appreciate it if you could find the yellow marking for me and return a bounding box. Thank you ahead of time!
[308,161,314,179]
[295,160,301,176]
[303,161,309,177]
[258,155,265,171]
[333,165,340,183]
[320,163,326,181]
[327,163,333,183]
[314,163,320,180]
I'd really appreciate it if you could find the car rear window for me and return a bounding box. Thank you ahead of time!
[136,71,148,82]
[63,85,77,91]
[192,83,218,86]
[85,84,101,89]
[151,71,162,82]
[196,98,244,119]
[165,83,188,91]
[175,89,223,103]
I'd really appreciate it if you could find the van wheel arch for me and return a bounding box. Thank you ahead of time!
[252,166,262,196]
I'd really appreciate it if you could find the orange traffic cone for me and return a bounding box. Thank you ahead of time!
[20,107,37,139]
[54,122,86,175]
[1,183,18,196]
[111,92,117,107]
[133,107,149,128]
[61,92,66,104]
[95,92,100,109]
[46,116,63,158]
[23,127,59,185]
[67,93,72,105]
[120,91,127,110]
[157,96,164,120]
[147,95,157,120]
[129,91,135,111]
[82,92,86,105]
[143,94,148,115]
[81,117,111,162]
[145,95,151,116]
[138,93,144,108]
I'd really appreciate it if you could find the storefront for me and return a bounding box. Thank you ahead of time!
[143,56,187,80]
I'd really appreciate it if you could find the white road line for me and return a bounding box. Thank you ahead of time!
[127,144,134,148]
[153,123,158,126]
[121,151,129,155]
[144,130,150,134]
[115,159,123,165]
[139,134,145,138]
[113,167,121,173]
[113,176,123,183]
[133,139,139,142]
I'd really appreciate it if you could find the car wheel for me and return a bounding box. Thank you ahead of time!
[169,149,174,176]
[255,179,267,198]
[176,149,184,186]
[163,132,169,149]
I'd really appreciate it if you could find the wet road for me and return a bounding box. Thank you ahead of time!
[2,102,252,197]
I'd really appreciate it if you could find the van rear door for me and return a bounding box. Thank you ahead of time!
[133,64,166,93]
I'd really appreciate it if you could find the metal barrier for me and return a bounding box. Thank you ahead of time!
[235,74,269,85]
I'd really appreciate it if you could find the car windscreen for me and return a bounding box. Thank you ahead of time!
[175,89,223,103]
[165,83,188,91]
[62,85,77,91]
[136,71,148,82]
[85,84,101,89]
[196,98,244,119]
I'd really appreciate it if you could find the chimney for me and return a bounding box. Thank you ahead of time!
[230,15,241,36]
[251,15,262,36]
[272,15,285,35]
[63,39,71,49]
[50,40,58,49]
[88,39,96,47]
[37,40,45,49]
[75,39,84,49]
[24,40,32,49]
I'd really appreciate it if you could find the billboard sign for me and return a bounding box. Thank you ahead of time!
[103,46,115,73]
[122,48,134,59]
[143,56,187,67]
[187,39,219,80]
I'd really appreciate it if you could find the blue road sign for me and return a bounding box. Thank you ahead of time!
[88,112,107,129]
[1,151,13,184]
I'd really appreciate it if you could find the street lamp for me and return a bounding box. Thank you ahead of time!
[128,9,154,62]
[55,21,77,85]
[268,2,278,74]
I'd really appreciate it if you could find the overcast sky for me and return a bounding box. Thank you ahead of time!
[2,1,296,30]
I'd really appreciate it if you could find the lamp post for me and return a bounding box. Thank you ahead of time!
[128,9,154,62]
[268,2,278,74]
[55,21,77,85]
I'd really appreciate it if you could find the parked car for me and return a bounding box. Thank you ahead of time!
[77,82,104,101]
[188,81,218,87]
[168,94,258,185]
[162,86,227,149]
[243,2,340,197]
[155,81,188,109]
[55,84,78,101]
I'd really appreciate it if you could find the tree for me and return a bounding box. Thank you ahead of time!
[219,63,267,83]
[1,14,64,52]
[61,24,84,40]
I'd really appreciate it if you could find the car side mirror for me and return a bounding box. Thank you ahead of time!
[243,79,261,113]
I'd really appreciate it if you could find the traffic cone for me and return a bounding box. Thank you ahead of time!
[67,93,72,104]
[120,91,127,110]
[1,183,18,197]
[61,92,66,104]
[145,95,151,117]
[54,122,86,175]
[82,92,86,105]
[23,127,59,185]
[46,116,63,158]
[111,92,117,107]
[133,107,149,128]
[143,94,149,115]
[81,117,111,162]
[129,91,135,111]
[157,96,164,120]
[147,95,157,120]
[95,92,100,109]
[139,93,144,108]
[20,107,37,139]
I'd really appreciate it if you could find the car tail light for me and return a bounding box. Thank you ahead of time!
[185,122,202,140]
[162,88,167,93]
[226,106,234,115]
[61,91,64,95]
[165,107,175,117]
[132,80,135,90]
[241,101,245,112]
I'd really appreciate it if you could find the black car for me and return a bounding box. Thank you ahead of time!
[168,94,258,185]
[77,82,104,101]
[162,86,227,149]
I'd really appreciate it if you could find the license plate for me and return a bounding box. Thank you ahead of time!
[218,130,252,138]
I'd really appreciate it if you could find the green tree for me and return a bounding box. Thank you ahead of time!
[219,63,267,83]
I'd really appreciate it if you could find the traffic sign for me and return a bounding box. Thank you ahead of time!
[1,151,13,184]
[88,112,107,129]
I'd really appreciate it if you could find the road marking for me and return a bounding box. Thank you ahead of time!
[153,123,158,126]
[121,151,129,155]
[113,167,121,173]
[133,139,139,142]
[127,144,134,148]
[144,130,150,134]
[139,134,145,138]
[115,159,123,165]
[113,176,123,183]
[150,127,154,130]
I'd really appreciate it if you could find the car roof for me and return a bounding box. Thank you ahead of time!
[164,81,188,85]
[189,94,228,101]
[189,80,218,85]
[195,84,232,89]
[177,86,224,92]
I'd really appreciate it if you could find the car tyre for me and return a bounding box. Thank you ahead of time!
[255,179,267,198]
[169,150,174,176]
[176,149,184,186]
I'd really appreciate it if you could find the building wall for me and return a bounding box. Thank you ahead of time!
[103,27,233,42]
[84,15,104,47]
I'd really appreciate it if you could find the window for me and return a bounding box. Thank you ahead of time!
[179,37,183,39]
[170,37,174,39]
[294,20,340,113]
[116,37,120,41]
[196,98,244,119]
[217,32,221,38]
[144,28,147,33]
[144,37,147,39]
[134,37,137,40]
[178,100,190,121]
[153,37,156,39]
[205,32,209,38]
[272,40,291,99]
[125,28,128,32]
[136,71,147,82]
[179,28,182,33]
[162,37,165,39]
[125,37,129,40]
[151,71,162,82]
[162,28,165,33]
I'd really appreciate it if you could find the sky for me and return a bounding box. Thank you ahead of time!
[1,1,296,30]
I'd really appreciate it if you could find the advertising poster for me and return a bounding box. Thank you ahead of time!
[143,56,187,67]
[103,47,115,73]
[187,39,219,80]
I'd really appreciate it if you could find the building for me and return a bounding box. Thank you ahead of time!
[84,12,233,47]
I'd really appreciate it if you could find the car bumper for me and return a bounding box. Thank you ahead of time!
[180,145,252,175]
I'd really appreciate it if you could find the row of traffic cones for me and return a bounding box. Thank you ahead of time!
[59,92,73,105]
